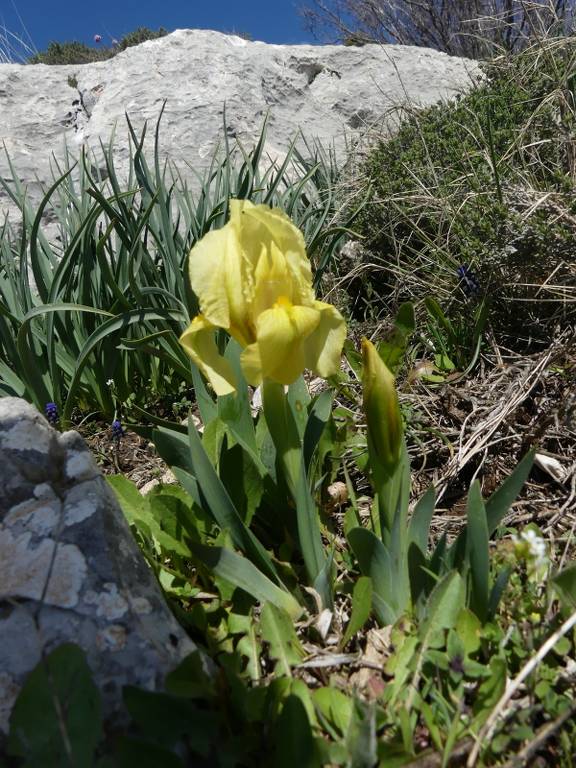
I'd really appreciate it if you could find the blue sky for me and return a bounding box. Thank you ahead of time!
[1,0,320,56]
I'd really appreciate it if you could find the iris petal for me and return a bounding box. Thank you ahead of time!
[249,303,320,385]
[304,301,347,378]
[235,200,315,307]
[188,226,231,328]
[180,315,237,396]
[188,219,254,345]
[252,241,294,317]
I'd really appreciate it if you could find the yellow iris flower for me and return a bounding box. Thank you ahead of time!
[180,199,347,395]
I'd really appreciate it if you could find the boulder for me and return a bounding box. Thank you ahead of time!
[0,29,480,224]
[0,397,204,738]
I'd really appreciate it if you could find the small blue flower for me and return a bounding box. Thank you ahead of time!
[457,264,481,297]
[111,419,124,440]
[44,402,59,426]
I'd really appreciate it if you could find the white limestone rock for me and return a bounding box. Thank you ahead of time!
[0,29,480,225]
[0,397,204,739]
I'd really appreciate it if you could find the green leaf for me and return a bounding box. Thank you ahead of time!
[112,738,184,768]
[348,527,394,614]
[287,376,312,440]
[486,450,535,534]
[377,301,415,374]
[217,339,265,473]
[7,644,102,768]
[237,623,262,683]
[191,544,302,618]
[473,657,507,725]
[313,688,353,739]
[488,567,511,618]
[294,456,329,593]
[420,571,464,638]
[107,475,192,556]
[345,700,378,768]
[455,609,482,656]
[186,417,283,587]
[165,652,216,700]
[553,562,576,609]
[260,602,305,676]
[408,486,436,554]
[219,440,263,526]
[273,695,319,768]
[466,481,490,622]
[123,687,216,754]
[342,577,373,647]
[303,389,333,472]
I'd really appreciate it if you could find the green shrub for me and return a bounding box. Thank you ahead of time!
[350,38,576,341]
[28,27,168,65]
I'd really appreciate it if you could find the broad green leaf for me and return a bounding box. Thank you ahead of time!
[486,450,535,534]
[372,593,398,626]
[553,562,576,609]
[123,687,216,754]
[7,644,101,768]
[294,457,329,592]
[488,567,511,618]
[262,379,303,492]
[472,657,507,726]
[107,475,192,556]
[377,301,415,373]
[455,609,482,656]
[260,602,306,676]
[466,481,490,622]
[165,652,216,700]
[313,688,353,738]
[237,623,262,682]
[263,381,327,591]
[408,486,436,553]
[112,738,184,768]
[408,542,431,612]
[218,339,265,472]
[420,571,464,638]
[303,389,333,472]
[313,547,335,612]
[191,544,302,618]
[348,527,394,612]
[342,577,373,647]
[219,440,263,526]
[345,700,378,768]
[287,376,312,441]
[273,695,319,768]
[186,417,283,586]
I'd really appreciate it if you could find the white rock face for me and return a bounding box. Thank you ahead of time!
[0,29,480,222]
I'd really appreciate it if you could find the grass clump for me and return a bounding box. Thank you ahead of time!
[28,26,168,65]
[349,38,576,343]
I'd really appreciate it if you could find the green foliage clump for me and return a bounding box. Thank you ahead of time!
[28,26,168,65]
[353,39,576,340]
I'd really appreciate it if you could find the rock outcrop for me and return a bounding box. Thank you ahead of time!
[0,29,480,223]
[0,397,203,738]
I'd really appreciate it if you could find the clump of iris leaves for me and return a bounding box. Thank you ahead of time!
[1,40,576,768]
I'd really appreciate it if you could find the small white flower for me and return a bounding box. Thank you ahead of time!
[106,379,114,387]
[513,528,550,581]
